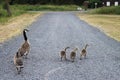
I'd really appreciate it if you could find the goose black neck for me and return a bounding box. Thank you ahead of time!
[16,52,19,58]
[85,45,87,50]
[23,30,27,41]
[64,47,69,51]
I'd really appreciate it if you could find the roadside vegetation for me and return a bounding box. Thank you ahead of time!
[0,4,80,43]
[0,4,79,24]
[89,6,120,15]
[78,6,120,41]
[0,4,26,24]
[0,12,41,43]
[0,4,43,43]
[14,5,79,11]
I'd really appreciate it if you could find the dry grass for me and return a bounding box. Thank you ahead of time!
[78,14,120,41]
[0,12,42,43]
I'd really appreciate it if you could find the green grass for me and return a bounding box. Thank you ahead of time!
[0,4,26,24]
[89,6,120,15]
[0,4,79,24]
[12,5,79,11]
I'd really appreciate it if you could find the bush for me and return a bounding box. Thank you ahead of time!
[12,5,79,11]
[89,6,120,15]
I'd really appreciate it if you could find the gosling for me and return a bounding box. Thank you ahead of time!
[60,47,70,61]
[70,48,78,62]
[80,44,89,60]
[13,52,24,74]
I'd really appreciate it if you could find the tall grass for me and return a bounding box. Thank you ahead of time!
[0,4,26,24]
[89,6,120,15]
[12,5,79,11]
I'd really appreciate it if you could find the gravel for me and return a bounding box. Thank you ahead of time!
[0,12,120,80]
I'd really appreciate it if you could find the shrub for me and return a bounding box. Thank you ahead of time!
[89,6,120,15]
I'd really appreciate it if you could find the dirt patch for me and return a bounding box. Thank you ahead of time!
[0,12,42,43]
[78,14,120,41]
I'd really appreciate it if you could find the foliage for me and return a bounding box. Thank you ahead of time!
[0,4,79,23]
[88,0,102,8]
[89,6,120,15]
[10,0,84,5]
[89,0,101,3]
[15,5,79,11]
[0,4,25,23]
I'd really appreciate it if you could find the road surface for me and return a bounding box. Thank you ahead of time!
[0,12,120,80]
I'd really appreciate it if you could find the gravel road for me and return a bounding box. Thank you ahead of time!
[0,12,120,80]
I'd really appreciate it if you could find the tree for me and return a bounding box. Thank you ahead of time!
[89,0,101,8]
[3,0,12,16]
[83,1,89,10]
[89,0,101,3]
[13,0,85,5]
[74,0,84,5]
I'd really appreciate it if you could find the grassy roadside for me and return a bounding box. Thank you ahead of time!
[13,5,79,11]
[0,12,42,43]
[78,14,120,41]
[0,5,79,24]
[0,5,26,24]
[89,6,120,15]
[0,4,79,43]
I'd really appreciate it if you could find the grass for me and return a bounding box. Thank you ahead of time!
[0,4,26,24]
[78,14,120,41]
[0,4,79,24]
[12,5,79,11]
[0,4,44,43]
[89,6,120,15]
[0,12,42,43]
[0,4,79,43]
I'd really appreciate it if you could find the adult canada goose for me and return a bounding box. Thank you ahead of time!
[19,29,30,58]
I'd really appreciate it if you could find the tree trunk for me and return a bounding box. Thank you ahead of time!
[5,0,12,16]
